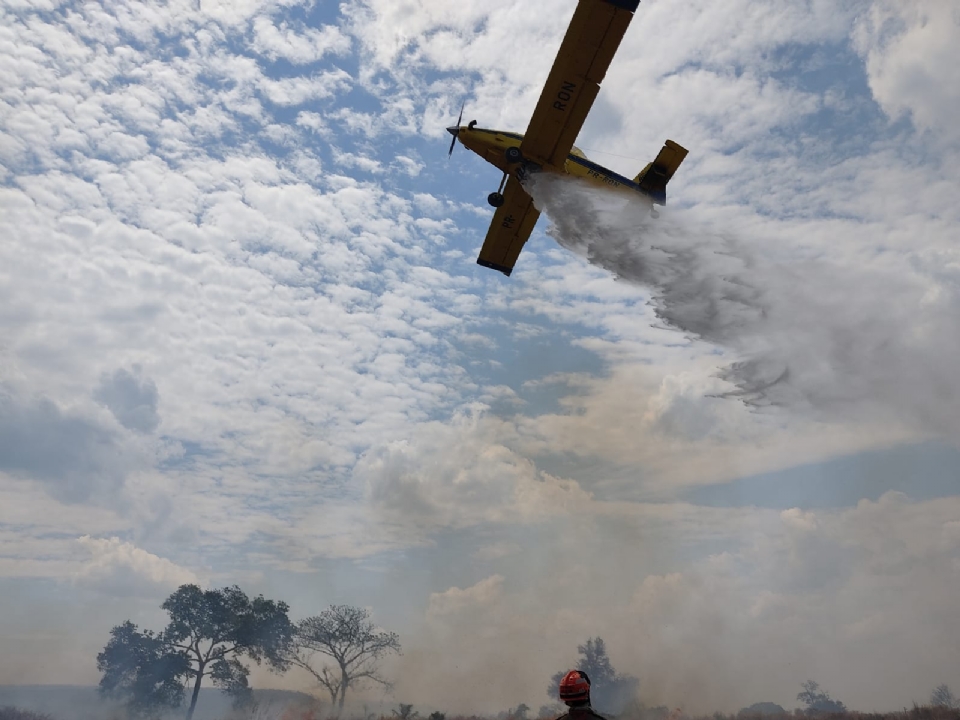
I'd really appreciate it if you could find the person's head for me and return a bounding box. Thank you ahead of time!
[559,670,591,708]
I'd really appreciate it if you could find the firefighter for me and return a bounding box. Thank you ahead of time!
[557,670,605,720]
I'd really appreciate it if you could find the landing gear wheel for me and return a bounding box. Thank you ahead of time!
[650,208,660,219]
[488,192,505,208]
[505,146,523,164]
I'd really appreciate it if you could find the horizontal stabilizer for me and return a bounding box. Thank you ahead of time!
[634,139,688,204]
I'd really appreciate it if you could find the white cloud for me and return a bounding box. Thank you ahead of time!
[357,409,593,531]
[94,367,161,434]
[0,385,135,503]
[75,536,200,595]
[473,541,521,562]
[394,155,424,177]
[259,69,352,105]
[853,1,960,144]
[426,574,504,619]
[251,16,350,64]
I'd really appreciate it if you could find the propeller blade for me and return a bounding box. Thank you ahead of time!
[447,100,465,157]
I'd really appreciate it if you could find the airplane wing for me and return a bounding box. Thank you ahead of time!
[476,175,541,277]
[519,0,641,169]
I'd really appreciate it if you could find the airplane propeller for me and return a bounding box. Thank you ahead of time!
[447,101,465,157]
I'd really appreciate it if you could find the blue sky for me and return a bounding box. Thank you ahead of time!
[2,0,960,714]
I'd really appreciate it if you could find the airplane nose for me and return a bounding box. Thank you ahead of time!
[446,126,458,137]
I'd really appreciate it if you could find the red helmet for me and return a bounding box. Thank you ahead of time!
[559,670,591,704]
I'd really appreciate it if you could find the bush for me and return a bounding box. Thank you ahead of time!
[0,708,55,720]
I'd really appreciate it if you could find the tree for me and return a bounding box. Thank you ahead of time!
[97,621,191,718]
[737,703,786,717]
[931,684,958,709]
[796,681,845,715]
[549,637,639,716]
[98,585,294,720]
[288,605,402,713]
[393,705,419,720]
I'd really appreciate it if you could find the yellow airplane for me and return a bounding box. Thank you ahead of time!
[447,0,688,277]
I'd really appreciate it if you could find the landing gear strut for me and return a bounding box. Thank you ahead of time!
[488,170,509,208]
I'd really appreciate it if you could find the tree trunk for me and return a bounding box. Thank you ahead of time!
[338,664,348,712]
[185,665,205,720]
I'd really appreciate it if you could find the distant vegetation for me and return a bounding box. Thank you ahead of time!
[548,637,639,716]
[98,584,293,720]
[796,681,846,715]
[931,686,958,710]
[289,605,401,713]
[0,708,54,720]
[96,583,400,720]
[5,695,960,720]
[738,703,786,717]
[84,591,960,720]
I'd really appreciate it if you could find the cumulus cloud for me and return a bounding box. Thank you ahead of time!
[427,574,504,619]
[75,535,199,596]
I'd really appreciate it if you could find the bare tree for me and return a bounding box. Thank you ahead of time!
[289,605,401,713]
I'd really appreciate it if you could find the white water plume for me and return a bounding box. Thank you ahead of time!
[525,173,960,437]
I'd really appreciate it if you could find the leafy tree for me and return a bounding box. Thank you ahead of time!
[97,621,191,717]
[515,704,531,720]
[796,681,846,715]
[393,704,419,720]
[98,584,294,720]
[931,684,958,709]
[737,703,786,717]
[428,712,446,720]
[288,605,402,712]
[549,637,639,716]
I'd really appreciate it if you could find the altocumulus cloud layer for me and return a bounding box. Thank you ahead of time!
[1,0,960,713]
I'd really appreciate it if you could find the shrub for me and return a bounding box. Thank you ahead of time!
[0,708,55,720]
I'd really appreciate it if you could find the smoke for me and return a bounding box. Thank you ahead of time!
[525,173,960,438]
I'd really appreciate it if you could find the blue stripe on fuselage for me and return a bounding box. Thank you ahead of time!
[565,153,642,192]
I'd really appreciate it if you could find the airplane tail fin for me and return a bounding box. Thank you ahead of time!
[633,140,688,204]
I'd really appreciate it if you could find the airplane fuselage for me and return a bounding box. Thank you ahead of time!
[451,124,659,202]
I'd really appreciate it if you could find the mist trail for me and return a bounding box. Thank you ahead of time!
[525,173,960,437]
